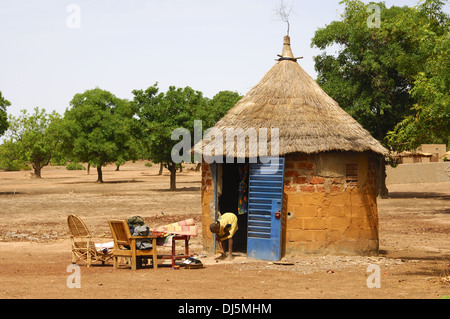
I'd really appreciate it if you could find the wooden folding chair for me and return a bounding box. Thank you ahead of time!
[108,219,158,270]
[67,214,113,267]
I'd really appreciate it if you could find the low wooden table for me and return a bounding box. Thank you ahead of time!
[157,235,190,268]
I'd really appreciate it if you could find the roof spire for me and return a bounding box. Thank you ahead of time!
[282,35,294,58]
[277,35,303,62]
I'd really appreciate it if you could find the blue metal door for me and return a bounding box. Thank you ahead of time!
[247,157,285,261]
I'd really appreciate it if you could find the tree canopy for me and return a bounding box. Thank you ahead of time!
[62,88,136,183]
[311,0,449,150]
[200,90,243,130]
[3,107,62,177]
[133,84,241,190]
[386,0,449,150]
[0,91,10,136]
[133,84,207,190]
[0,84,240,189]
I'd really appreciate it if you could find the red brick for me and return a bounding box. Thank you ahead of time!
[293,177,308,184]
[316,186,326,192]
[285,170,299,177]
[285,162,295,169]
[332,177,344,184]
[300,185,315,193]
[298,161,314,170]
[297,162,307,169]
[284,185,297,193]
[310,177,325,184]
[330,185,342,192]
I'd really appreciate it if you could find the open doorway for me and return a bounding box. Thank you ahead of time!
[218,162,248,253]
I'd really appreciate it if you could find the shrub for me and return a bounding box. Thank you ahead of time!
[66,162,86,170]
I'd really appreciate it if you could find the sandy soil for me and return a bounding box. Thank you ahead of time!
[0,161,448,300]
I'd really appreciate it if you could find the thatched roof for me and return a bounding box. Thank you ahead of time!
[393,151,433,157]
[195,36,388,158]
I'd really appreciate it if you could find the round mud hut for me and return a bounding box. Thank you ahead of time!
[196,35,388,261]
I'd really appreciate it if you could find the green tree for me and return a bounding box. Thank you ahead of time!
[311,0,449,196]
[192,90,242,171]
[386,1,449,150]
[0,140,30,171]
[4,107,62,177]
[201,90,243,129]
[133,84,207,190]
[0,91,10,136]
[62,88,136,183]
[311,0,449,145]
[311,1,416,141]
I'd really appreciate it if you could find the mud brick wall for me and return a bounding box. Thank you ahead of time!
[386,162,450,184]
[201,161,214,251]
[201,151,380,256]
[283,152,379,256]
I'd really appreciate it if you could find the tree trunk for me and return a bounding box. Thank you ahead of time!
[87,163,90,175]
[33,164,42,178]
[96,165,103,183]
[375,155,389,198]
[167,162,176,191]
[159,162,163,175]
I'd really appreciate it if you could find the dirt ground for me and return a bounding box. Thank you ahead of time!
[0,161,448,300]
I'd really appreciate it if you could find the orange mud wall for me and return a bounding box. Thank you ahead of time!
[201,161,215,252]
[201,151,379,256]
[283,152,379,256]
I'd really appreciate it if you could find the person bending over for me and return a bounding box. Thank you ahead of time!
[209,212,238,261]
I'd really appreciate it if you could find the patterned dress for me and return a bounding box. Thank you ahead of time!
[238,163,249,215]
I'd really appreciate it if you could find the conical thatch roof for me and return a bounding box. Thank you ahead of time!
[195,36,388,159]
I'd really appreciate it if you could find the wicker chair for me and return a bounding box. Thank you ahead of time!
[67,214,113,267]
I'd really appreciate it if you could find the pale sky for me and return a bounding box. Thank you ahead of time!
[1,0,446,117]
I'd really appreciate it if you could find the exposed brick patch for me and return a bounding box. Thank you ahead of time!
[332,177,344,184]
[310,177,325,184]
[284,185,297,192]
[293,177,308,184]
[316,186,326,192]
[285,170,300,177]
[298,162,314,170]
[300,185,315,193]
[201,159,213,192]
[330,185,343,192]
[285,162,295,169]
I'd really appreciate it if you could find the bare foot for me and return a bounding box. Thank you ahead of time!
[214,252,226,260]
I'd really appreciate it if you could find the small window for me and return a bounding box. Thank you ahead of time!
[345,163,358,186]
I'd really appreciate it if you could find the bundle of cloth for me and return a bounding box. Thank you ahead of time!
[127,216,198,248]
[150,218,198,247]
[95,241,114,253]
[127,216,153,250]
